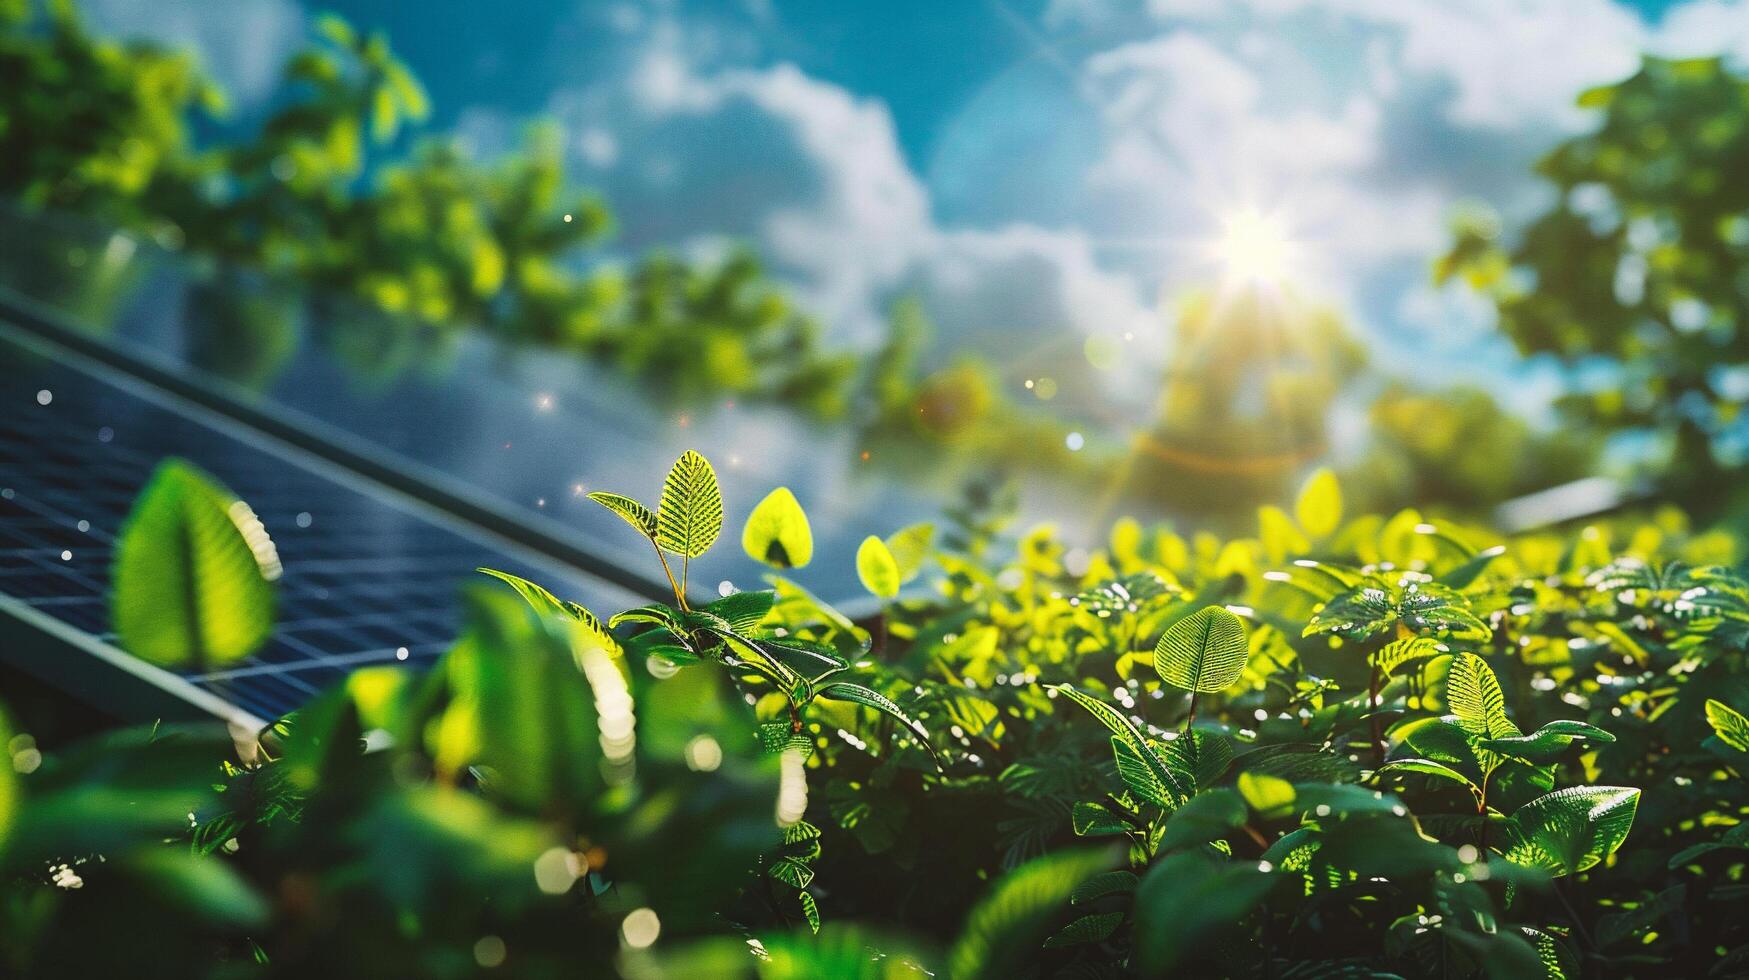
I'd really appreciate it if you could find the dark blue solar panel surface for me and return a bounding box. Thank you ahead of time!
[0,327,643,722]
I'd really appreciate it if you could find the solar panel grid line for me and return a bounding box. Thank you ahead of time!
[0,286,679,604]
[0,321,647,723]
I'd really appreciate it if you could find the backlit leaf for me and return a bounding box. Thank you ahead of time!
[1706,699,1749,752]
[1154,606,1249,693]
[1295,468,1343,538]
[587,491,657,537]
[112,459,277,669]
[742,486,813,569]
[656,450,723,558]
[475,568,619,653]
[1503,786,1640,876]
[1053,685,1189,806]
[856,535,901,600]
[1480,720,1615,765]
[885,523,935,584]
[815,682,937,768]
[1446,653,1519,741]
[705,589,777,634]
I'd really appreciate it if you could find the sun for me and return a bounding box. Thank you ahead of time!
[1210,208,1300,285]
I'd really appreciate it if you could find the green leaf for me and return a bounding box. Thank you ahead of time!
[768,856,815,889]
[1595,884,1684,950]
[609,603,686,637]
[1077,572,1172,619]
[1238,771,1296,819]
[885,523,936,584]
[815,682,938,768]
[756,721,814,760]
[1231,744,1362,784]
[1399,583,1492,639]
[1371,635,1440,676]
[656,450,723,558]
[1071,801,1131,836]
[1154,606,1249,693]
[1161,729,1233,791]
[1259,505,1311,565]
[1113,737,1187,809]
[1043,911,1123,948]
[111,459,278,668]
[1053,685,1188,806]
[1446,653,1519,740]
[1132,851,1275,974]
[475,568,618,653]
[1503,786,1640,876]
[587,491,657,537]
[1375,758,1476,790]
[1070,870,1139,904]
[1305,578,1491,642]
[1295,467,1343,538]
[757,636,849,676]
[946,849,1115,980]
[1303,583,1396,640]
[427,590,611,811]
[1440,545,1507,590]
[742,486,813,569]
[1520,925,1577,979]
[1480,720,1616,765]
[856,535,901,599]
[1706,699,1749,752]
[704,589,776,634]
[1159,788,1247,851]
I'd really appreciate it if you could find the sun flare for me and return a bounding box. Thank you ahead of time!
[1211,208,1299,285]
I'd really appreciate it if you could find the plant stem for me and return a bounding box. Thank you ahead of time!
[1184,691,1198,732]
[652,542,689,611]
[1241,822,1270,852]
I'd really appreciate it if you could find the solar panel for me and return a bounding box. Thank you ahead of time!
[0,207,1093,726]
[0,321,644,725]
[0,206,953,606]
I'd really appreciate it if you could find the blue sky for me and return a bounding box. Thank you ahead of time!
[87,0,1749,444]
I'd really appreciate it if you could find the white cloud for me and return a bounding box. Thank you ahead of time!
[1344,0,1646,129]
[1052,0,1663,128]
[1654,0,1749,63]
[545,23,1158,358]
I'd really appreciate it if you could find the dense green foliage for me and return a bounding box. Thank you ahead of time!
[2,452,1747,977]
[1443,55,1749,510]
[0,0,854,411]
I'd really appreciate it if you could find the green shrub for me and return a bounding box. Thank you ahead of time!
[1,454,1746,976]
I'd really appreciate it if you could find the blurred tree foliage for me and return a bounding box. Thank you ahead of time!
[0,0,853,411]
[0,0,220,223]
[858,298,1103,477]
[1344,383,1602,517]
[1441,56,1749,511]
[1127,287,1367,522]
